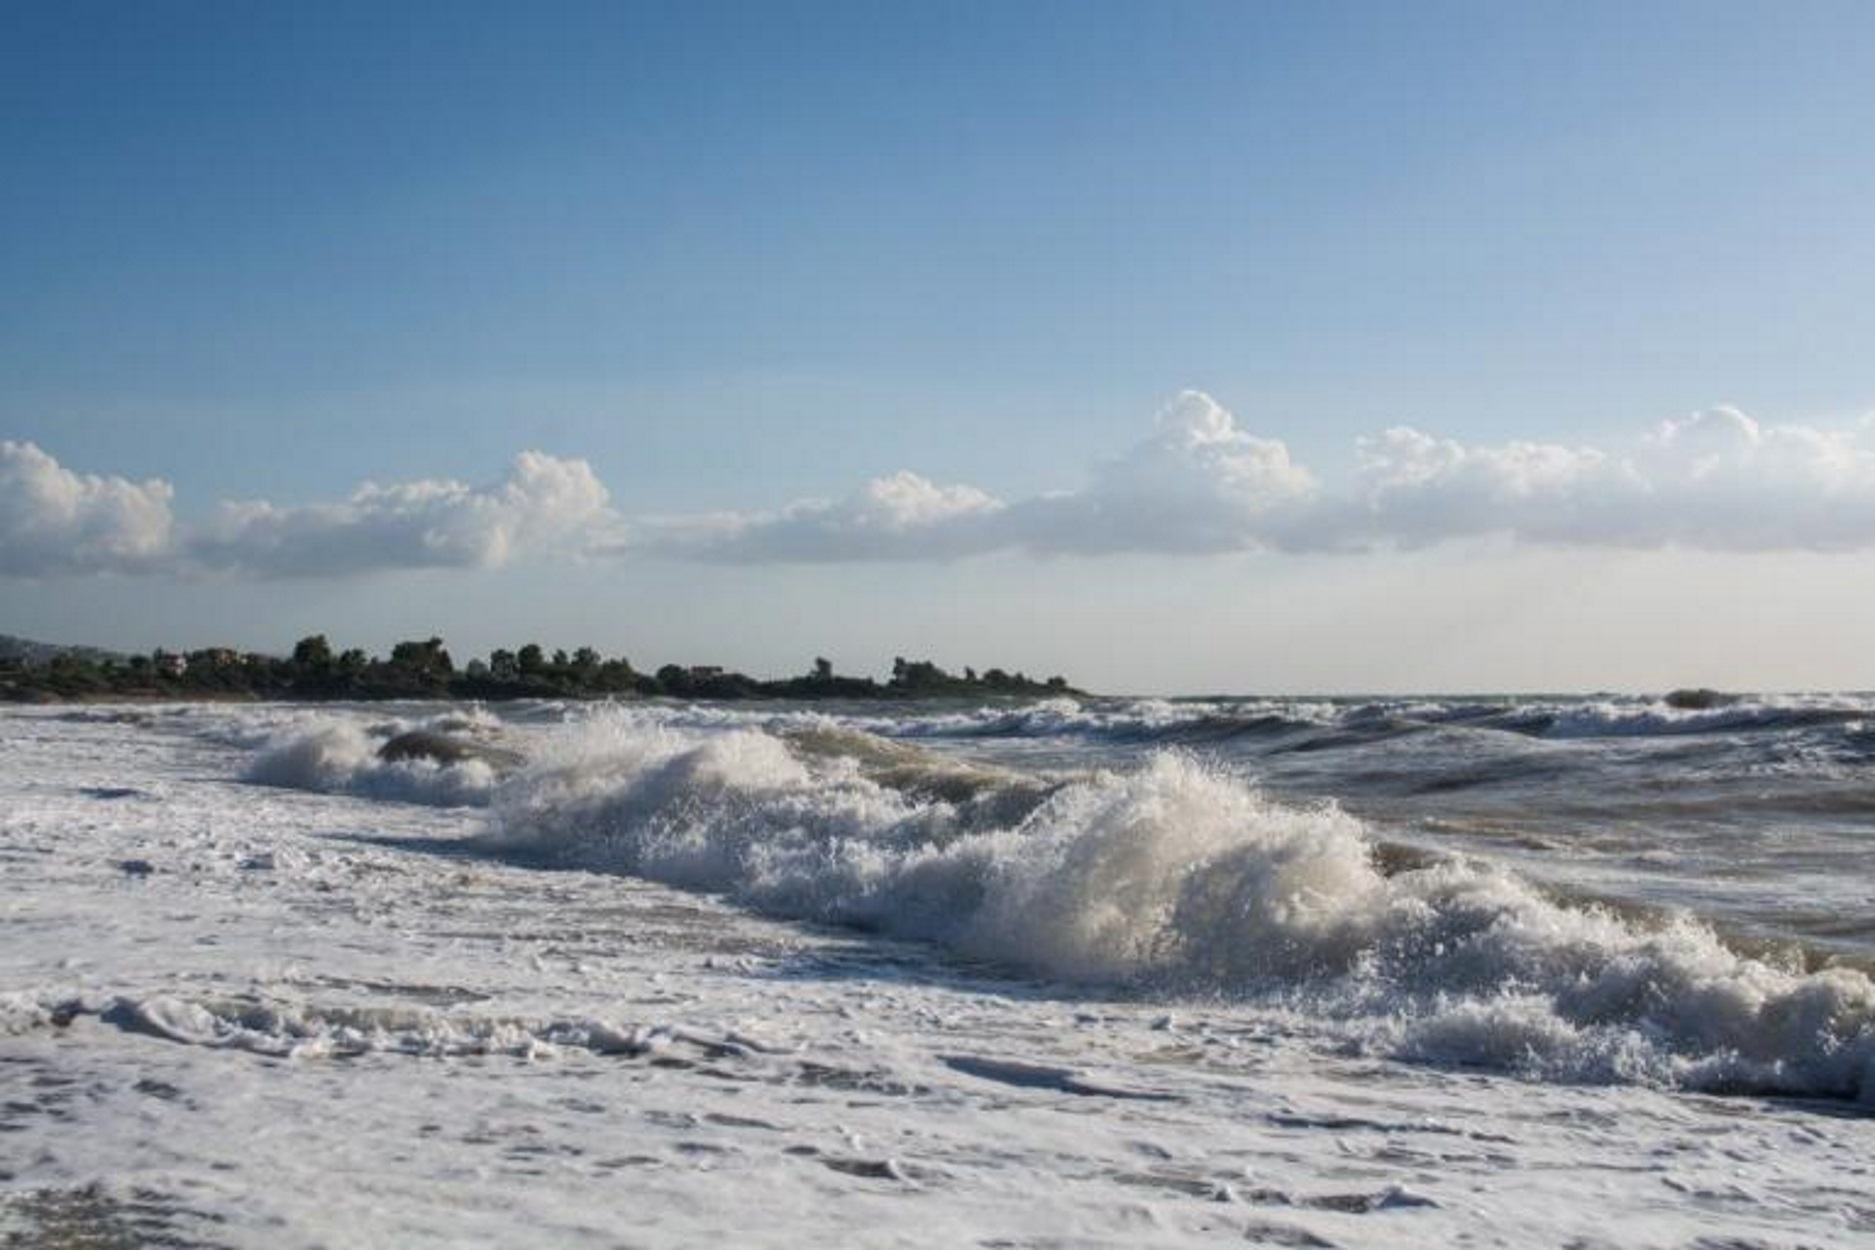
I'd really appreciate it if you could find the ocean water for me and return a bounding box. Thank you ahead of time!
[3,696,1872,1247]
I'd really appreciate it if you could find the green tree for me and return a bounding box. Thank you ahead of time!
[292,634,333,669]
[390,637,453,677]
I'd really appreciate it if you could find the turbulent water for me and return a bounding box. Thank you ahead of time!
[4,696,1873,1247]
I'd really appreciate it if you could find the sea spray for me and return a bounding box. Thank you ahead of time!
[243,714,506,807]
[474,710,1875,1100]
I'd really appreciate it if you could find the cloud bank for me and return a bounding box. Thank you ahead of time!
[649,392,1875,561]
[8,394,1875,578]
[656,392,1319,562]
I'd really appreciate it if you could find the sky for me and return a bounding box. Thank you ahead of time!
[4,0,1875,694]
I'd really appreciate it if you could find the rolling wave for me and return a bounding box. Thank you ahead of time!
[242,710,516,807]
[469,711,1875,1102]
[861,693,1875,753]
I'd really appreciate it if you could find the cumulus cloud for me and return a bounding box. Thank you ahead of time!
[191,451,614,577]
[0,441,176,575]
[652,391,1317,560]
[1005,390,1317,554]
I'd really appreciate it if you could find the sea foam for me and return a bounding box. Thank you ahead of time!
[243,714,505,807]
[483,712,1875,1101]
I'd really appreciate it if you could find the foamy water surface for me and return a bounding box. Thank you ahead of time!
[3,696,1872,1246]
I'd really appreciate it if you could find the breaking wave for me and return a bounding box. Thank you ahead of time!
[242,710,514,807]
[832,693,1875,757]
[482,712,1875,1102]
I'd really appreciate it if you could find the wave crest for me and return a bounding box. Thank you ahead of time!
[243,713,510,807]
[482,713,1875,1100]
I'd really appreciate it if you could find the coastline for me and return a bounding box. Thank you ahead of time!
[0,634,1083,706]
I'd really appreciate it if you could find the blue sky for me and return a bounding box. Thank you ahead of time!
[5,2,1875,691]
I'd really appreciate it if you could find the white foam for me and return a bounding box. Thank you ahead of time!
[487,712,1875,1100]
[10,700,1875,1249]
[1514,693,1874,739]
[243,716,501,807]
[69,992,725,1061]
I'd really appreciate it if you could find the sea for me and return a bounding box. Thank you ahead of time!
[3,694,1872,1247]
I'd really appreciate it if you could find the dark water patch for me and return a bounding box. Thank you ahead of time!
[310,975,493,1007]
[791,1061,931,1098]
[0,1184,230,1250]
[1264,718,1429,756]
[703,1112,785,1131]
[1548,705,1866,740]
[1412,703,1518,726]
[377,730,524,772]
[1410,818,1567,853]
[1119,713,1319,747]
[820,1156,912,1182]
[1238,1218,1339,1247]
[1582,786,1875,821]
[1403,755,1576,796]
[53,709,156,727]
[1113,1169,1438,1214]
[1369,841,1448,877]
[941,1054,1178,1101]
[1665,689,1739,711]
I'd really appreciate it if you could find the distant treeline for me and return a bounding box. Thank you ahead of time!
[0,635,1078,703]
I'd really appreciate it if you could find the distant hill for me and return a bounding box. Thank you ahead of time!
[0,634,128,666]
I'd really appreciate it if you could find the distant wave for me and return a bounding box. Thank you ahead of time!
[473,710,1875,1102]
[1486,698,1871,740]
[871,693,1875,750]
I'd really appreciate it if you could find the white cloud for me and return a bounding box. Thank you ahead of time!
[643,393,1875,561]
[1632,407,1875,550]
[190,451,614,577]
[1005,390,1318,554]
[0,441,176,576]
[1341,427,1641,548]
[662,470,1004,562]
[13,395,1875,580]
[1344,406,1875,551]
[652,391,1317,560]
